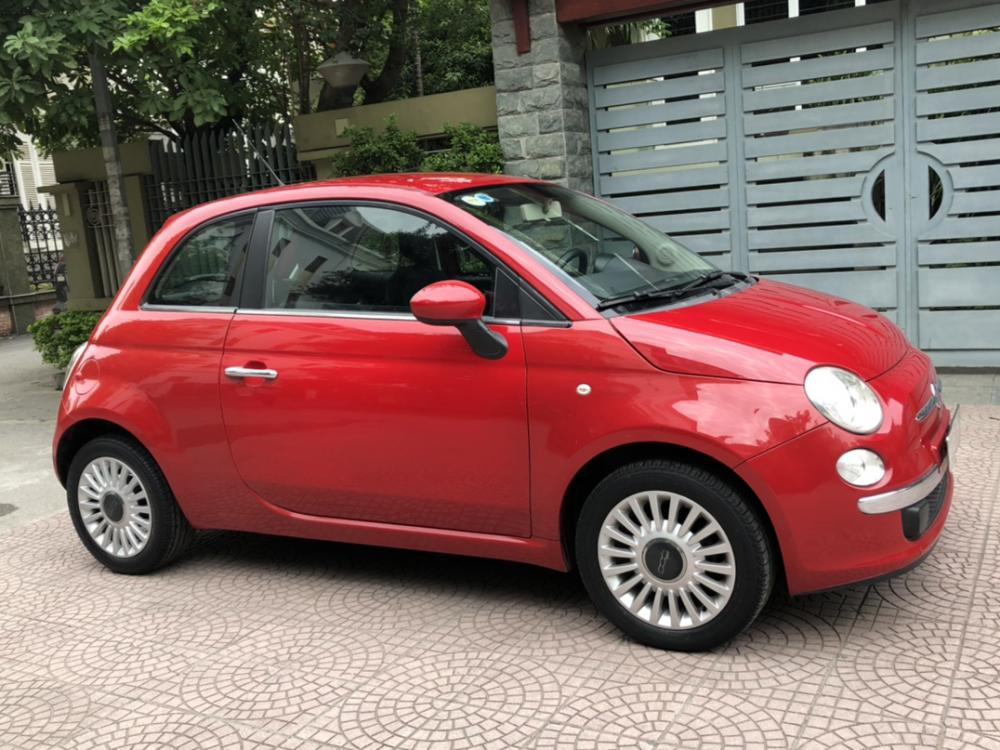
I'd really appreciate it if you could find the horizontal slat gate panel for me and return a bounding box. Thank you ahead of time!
[747,175,866,204]
[911,3,1000,360]
[672,232,731,254]
[599,165,729,195]
[750,245,896,272]
[918,241,1000,265]
[741,21,895,62]
[744,98,894,135]
[590,1,998,362]
[598,142,727,174]
[917,58,1000,91]
[916,29,1000,64]
[743,72,893,110]
[600,119,727,152]
[922,217,1000,241]
[741,46,894,87]
[918,112,1000,141]
[748,199,867,226]
[921,137,1000,166]
[757,269,897,308]
[918,266,1000,306]
[613,187,730,215]
[744,123,895,158]
[916,84,1000,117]
[593,48,724,87]
[915,2,1000,38]
[595,71,725,108]
[949,189,1000,215]
[749,224,892,249]
[919,311,1000,349]
[950,164,1000,190]
[597,95,725,130]
[745,148,892,181]
[647,209,731,233]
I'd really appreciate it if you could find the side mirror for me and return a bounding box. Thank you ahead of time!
[410,280,508,360]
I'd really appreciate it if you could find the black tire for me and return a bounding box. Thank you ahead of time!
[66,436,193,574]
[575,459,774,651]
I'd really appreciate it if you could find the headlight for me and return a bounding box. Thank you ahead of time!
[804,366,883,434]
[836,449,886,487]
[62,343,88,391]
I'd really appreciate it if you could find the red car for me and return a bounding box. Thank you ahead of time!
[54,174,955,651]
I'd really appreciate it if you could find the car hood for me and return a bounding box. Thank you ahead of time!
[610,279,909,384]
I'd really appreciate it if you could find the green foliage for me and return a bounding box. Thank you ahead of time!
[331,117,425,176]
[0,0,495,156]
[0,0,291,154]
[331,119,503,176]
[28,311,103,370]
[421,123,503,174]
[408,0,493,97]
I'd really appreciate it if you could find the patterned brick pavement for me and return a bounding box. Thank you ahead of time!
[1,407,998,750]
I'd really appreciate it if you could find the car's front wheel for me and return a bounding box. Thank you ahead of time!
[576,459,774,651]
[67,436,193,574]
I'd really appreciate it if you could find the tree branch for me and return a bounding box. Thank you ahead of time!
[361,0,412,104]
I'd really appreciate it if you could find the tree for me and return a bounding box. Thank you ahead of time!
[0,0,496,152]
[406,0,493,98]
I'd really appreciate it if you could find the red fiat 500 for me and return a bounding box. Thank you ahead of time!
[54,174,954,651]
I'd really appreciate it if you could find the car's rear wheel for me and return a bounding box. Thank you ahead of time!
[576,459,774,651]
[67,436,193,574]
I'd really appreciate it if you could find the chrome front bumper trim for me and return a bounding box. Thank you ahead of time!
[858,458,948,515]
[858,407,958,516]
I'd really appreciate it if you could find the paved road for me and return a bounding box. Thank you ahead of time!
[0,335,65,531]
[1,331,999,748]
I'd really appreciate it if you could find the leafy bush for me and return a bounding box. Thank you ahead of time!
[421,123,503,174]
[28,311,103,370]
[332,118,503,176]
[331,117,425,177]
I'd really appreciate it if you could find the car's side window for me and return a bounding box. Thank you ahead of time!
[263,204,501,315]
[148,213,253,307]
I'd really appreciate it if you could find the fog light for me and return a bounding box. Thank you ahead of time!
[836,449,886,487]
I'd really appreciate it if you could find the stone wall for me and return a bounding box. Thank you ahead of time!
[490,0,593,192]
[0,292,57,337]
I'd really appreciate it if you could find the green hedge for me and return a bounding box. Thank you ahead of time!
[332,118,503,177]
[28,311,103,370]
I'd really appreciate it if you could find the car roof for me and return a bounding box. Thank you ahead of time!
[243,172,540,199]
[155,173,544,231]
[320,172,541,194]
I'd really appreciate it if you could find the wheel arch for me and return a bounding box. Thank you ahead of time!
[559,441,785,588]
[56,418,145,487]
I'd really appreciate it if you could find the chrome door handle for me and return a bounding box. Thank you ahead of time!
[225,366,278,380]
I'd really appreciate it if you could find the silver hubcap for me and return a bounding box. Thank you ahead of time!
[77,457,152,558]
[598,491,736,630]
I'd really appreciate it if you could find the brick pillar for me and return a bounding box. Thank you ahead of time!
[490,0,593,192]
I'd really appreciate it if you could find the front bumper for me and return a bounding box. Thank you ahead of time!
[741,350,954,595]
[857,407,958,516]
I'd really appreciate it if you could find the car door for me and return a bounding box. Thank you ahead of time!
[219,202,531,537]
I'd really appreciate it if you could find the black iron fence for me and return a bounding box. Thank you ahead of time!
[18,206,62,289]
[144,123,314,231]
[84,181,121,297]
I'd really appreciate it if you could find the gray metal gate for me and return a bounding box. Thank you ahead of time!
[587,0,1000,366]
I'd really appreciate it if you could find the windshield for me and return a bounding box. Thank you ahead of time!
[445,183,717,305]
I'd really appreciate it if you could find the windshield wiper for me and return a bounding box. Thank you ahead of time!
[595,270,751,311]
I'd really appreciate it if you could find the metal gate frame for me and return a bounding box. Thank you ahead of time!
[587,0,1000,366]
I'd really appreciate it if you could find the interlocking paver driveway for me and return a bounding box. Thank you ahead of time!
[1,407,998,750]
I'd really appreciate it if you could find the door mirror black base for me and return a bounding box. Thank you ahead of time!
[457,320,508,360]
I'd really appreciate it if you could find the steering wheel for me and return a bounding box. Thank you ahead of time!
[556,247,588,274]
